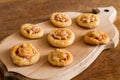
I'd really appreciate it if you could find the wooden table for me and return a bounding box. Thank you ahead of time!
[0,0,120,80]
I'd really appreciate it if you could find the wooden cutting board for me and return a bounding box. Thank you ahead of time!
[0,6,119,80]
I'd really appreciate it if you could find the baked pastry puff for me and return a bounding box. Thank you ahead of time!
[48,49,73,67]
[83,30,110,45]
[76,13,99,28]
[20,23,44,39]
[50,12,72,27]
[47,28,75,47]
[11,43,40,66]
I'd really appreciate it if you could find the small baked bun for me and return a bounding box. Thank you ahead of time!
[76,13,99,28]
[47,28,75,47]
[48,49,73,67]
[83,30,110,45]
[50,12,72,27]
[11,43,40,66]
[20,23,44,39]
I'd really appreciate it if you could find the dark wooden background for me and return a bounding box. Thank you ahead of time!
[0,0,120,80]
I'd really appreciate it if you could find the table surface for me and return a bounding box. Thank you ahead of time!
[0,0,120,80]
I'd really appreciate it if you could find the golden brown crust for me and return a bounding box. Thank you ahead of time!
[83,30,110,45]
[50,12,72,27]
[76,13,99,28]
[48,49,73,67]
[11,43,40,66]
[20,23,44,39]
[47,28,75,47]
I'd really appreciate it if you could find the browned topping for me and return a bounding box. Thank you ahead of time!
[88,31,107,41]
[52,29,69,40]
[15,44,35,59]
[31,27,40,34]
[25,26,40,34]
[95,37,102,41]
[51,50,68,62]
[15,48,19,55]
[61,53,68,61]
[101,34,107,39]
[54,14,68,22]
[81,14,96,23]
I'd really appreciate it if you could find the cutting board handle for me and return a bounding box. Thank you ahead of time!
[95,6,119,49]
[97,6,117,23]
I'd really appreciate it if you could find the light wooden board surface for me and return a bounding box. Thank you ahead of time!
[0,7,119,80]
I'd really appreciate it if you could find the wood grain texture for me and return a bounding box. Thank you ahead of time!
[0,0,120,80]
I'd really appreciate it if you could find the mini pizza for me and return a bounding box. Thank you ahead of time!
[10,43,40,66]
[20,23,44,39]
[50,12,72,27]
[83,30,110,45]
[76,13,99,28]
[47,28,75,47]
[48,49,73,67]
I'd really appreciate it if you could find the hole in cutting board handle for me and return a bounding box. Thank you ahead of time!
[104,9,109,12]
